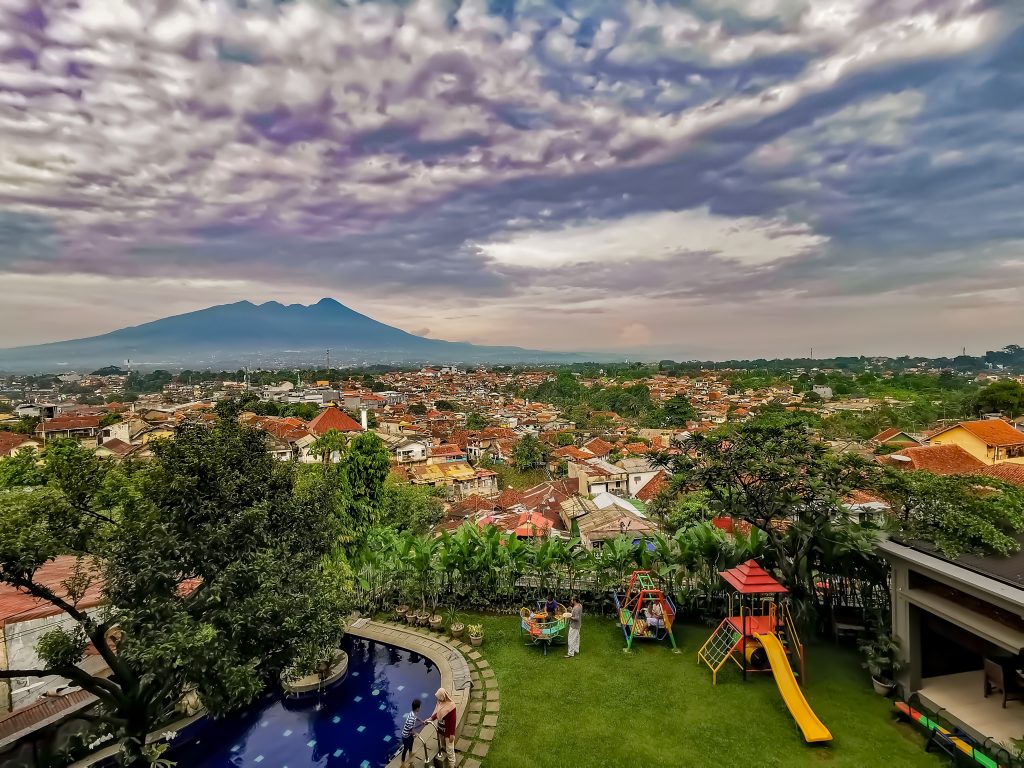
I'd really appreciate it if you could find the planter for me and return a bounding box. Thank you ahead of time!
[396,605,409,620]
[450,623,465,639]
[469,635,483,647]
[405,611,417,625]
[871,676,896,697]
[429,615,444,631]
[416,612,430,626]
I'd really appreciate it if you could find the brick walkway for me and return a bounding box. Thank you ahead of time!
[347,618,499,768]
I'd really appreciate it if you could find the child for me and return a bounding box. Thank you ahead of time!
[400,698,421,767]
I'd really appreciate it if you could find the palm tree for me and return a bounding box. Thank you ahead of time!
[311,428,348,465]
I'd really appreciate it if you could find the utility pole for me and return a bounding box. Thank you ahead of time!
[326,348,331,374]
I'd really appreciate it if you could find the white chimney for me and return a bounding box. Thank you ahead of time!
[360,408,368,431]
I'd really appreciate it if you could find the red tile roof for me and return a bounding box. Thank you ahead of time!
[635,470,669,502]
[881,444,986,475]
[583,437,614,457]
[0,432,38,456]
[306,407,362,436]
[932,419,1024,447]
[550,445,595,461]
[720,559,788,595]
[0,688,96,745]
[980,463,1024,487]
[0,556,104,626]
[35,415,101,434]
[871,427,919,444]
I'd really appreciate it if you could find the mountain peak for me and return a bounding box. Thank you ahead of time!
[315,297,342,308]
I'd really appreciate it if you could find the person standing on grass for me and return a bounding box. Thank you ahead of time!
[566,595,582,657]
[428,687,457,767]
[400,698,422,768]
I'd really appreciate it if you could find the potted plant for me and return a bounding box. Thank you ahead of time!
[859,630,902,696]
[416,608,431,626]
[396,603,410,621]
[429,611,444,631]
[467,623,484,647]
[447,606,465,639]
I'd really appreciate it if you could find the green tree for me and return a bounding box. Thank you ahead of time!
[512,434,547,472]
[0,421,348,767]
[666,419,874,607]
[408,403,427,416]
[377,481,444,533]
[556,432,574,447]
[311,428,349,465]
[344,432,391,523]
[875,469,1024,557]
[435,400,456,412]
[975,380,1024,417]
[465,412,489,430]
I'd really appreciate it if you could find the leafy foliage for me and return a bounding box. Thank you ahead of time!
[875,469,1024,557]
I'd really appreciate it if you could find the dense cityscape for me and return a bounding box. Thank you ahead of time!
[2,0,1024,767]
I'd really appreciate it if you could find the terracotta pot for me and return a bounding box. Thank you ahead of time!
[470,635,483,647]
[405,612,417,625]
[429,615,444,631]
[396,605,409,619]
[417,612,430,626]
[450,623,465,638]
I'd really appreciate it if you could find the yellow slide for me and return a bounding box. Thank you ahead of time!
[755,633,832,743]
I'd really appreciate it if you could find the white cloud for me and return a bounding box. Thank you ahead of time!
[477,207,828,269]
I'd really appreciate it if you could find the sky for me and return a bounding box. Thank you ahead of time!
[1,0,1023,360]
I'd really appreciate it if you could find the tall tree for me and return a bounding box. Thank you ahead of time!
[665,419,873,606]
[512,434,547,472]
[0,422,348,766]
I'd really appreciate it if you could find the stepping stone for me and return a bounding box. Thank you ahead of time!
[465,713,481,725]
[461,759,482,768]
[471,742,490,757]
[478,727,495,741]
[485,691,499,701]
[456,738,472,752]
[481,669,495,679]
[483,715,498,727]
[468,651,482,660]
[485,701,499,713]
[475,660,491,670]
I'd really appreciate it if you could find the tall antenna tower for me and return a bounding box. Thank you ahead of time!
[326,348,331,373]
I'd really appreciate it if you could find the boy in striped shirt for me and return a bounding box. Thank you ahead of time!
[400,698,422,767]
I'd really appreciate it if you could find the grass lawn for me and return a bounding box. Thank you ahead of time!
[466,613,940,768]
[488,463,549,491]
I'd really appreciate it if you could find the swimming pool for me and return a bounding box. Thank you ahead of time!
[169,635,441,768]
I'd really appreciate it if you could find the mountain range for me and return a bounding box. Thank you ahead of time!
[0,298,602,372]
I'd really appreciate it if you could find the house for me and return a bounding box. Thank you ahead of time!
[634,470,670,503]
[306,406,363,437]
[616,457,663,498]
[583,437,615,458]
[0,557,106,715]
[877,444,986,475]
[34,415,102,444]
[0,433,40,458]
[394,438,430,464]
[407,461,499,500]
[427,444,467,464]
[871,428,922,448]
[558,494,658,549]
[567,457,629,497]
[879,536,1024,749]
[811,385,833,400]
[928,419,1024,465]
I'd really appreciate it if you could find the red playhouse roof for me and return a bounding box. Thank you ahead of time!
[719,560,787,595]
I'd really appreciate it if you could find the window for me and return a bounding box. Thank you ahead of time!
[634,476,641,483]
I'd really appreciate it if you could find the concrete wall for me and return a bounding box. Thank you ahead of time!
[4,611,99,713]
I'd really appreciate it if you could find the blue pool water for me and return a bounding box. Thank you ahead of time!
[169,636,441,768]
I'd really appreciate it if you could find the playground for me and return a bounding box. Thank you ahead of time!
[468,610,942,768]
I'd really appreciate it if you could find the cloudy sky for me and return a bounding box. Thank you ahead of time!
[1,0,1022,359]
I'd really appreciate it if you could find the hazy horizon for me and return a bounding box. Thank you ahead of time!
[2,1,1023,359]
